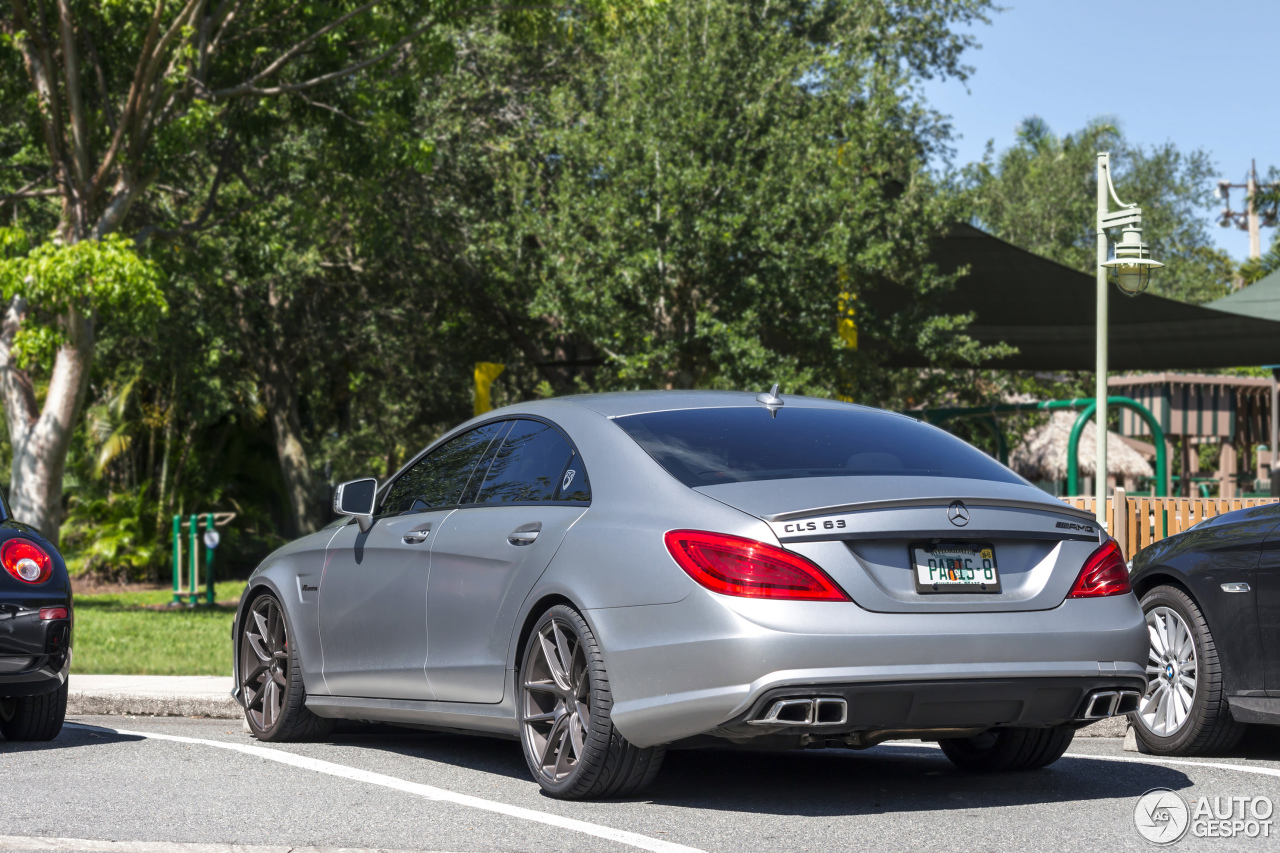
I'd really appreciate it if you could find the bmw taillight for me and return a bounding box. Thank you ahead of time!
[1067,539,1131,599]
[664,530,850,602]
[1,538,54,584]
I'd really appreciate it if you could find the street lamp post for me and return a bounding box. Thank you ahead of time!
[1094,152,1163,527]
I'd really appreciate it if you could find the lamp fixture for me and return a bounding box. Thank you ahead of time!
[1101,224,1163,296]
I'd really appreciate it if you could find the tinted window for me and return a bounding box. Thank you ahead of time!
[459,421,514,504]
[613,406,1023,487]
[380,423,504,514]
[474,419,580,504]
[557,451,591,502]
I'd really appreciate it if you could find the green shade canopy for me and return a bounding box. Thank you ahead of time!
[878,224,1280,370]
[1206,269,1280,323]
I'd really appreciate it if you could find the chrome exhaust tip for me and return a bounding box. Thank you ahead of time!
[748,697,848,726]
[1078,689,1141,720]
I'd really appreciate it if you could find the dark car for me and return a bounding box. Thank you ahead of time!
[1129,502,1280,755]
[0,495,73,742]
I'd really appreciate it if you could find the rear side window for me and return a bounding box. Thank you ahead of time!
[613,406,1023,487]
[380,422,504,514]
[474,419,588,504]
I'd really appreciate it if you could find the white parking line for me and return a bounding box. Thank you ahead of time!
[880,740,1280,779]
[65,724,704,853]
[0,837,459,853]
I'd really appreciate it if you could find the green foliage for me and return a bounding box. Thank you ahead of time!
[0,232,166,366]
[424,0,1000,405]
[61,487,158,580]
[966,118,1234,304]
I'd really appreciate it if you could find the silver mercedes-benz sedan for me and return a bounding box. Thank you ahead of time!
[232,390,1147,799]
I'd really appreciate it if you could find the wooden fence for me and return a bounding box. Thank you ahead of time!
[1062,490,1280,560]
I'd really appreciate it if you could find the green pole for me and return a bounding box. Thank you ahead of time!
[171,515,182,605]
[188,513,199,606]
[1066,403,1096,498]
[1066,396,1167,498]
[204,512,216,605]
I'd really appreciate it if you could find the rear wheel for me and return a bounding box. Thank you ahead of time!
[519,604,665,799]
[939,725,1074,772]
[1131,585,1244,755]
[0,682,67,741]
[240,593,333,742]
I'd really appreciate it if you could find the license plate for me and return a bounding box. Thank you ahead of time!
[913,544,1001,594]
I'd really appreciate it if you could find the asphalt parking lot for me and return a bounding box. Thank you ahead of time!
[4,717,1280,853]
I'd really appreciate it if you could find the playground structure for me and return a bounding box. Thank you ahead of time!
[171,512,236,606]
[913,396,1169,497]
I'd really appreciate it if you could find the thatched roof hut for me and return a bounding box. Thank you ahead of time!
[1010,411,1154,482]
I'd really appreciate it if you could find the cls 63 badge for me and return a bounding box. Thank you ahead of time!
[781,518,847,534]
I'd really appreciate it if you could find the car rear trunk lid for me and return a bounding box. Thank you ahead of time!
[696,476,1104,613]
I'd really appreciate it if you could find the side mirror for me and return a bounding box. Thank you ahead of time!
[333,478,377,533]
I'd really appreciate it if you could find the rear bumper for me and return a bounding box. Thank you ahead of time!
[0,650,71,698]
[0,606,73,698]
[712,676,1146,740]
[586,590,1147,748]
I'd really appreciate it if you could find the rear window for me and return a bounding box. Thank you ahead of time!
[613,406,1023,487]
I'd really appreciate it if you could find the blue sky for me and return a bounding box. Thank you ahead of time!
[922,0,1278,262]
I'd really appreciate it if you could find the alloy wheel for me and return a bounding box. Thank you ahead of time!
[241,596,289,732]
[521,618,591,784]
[1139,605,1198,736]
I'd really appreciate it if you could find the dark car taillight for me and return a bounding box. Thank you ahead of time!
[1067,540,1131,598]
[1,538,53,584]
[664,530,850,601]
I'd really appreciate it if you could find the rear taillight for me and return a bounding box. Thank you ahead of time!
[1,538,54,585]
[39,607,68,620]
[664,530,850,602]
[1067,540,1131,599]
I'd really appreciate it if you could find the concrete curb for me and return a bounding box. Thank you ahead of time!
[68,675,239,719]
[1076,715,1128,738]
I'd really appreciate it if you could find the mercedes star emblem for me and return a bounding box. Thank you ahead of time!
[947,501,970,527]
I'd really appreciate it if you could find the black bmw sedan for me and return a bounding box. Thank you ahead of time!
[0,504,72,741]
[1129,502,1280,755]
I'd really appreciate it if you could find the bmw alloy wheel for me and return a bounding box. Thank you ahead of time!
[1139,605,1198,736]
[521,617,591,784]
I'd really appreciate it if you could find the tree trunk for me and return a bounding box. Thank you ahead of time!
[257,348,322,539]
[0,298,94,545]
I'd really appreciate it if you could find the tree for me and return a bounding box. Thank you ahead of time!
[967,117,1234,305]
[418,0,1000,405]
[0,0,659,541]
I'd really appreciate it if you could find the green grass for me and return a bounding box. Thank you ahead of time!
[71,581,247,676]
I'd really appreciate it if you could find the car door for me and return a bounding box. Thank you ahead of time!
[426,418,591,704]
[318,422,505,699]
[1256,507,1280,692]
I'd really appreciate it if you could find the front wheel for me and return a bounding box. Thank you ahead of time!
[939,725,1075,772]
[519,604,665,799]
[239,593,333,742]
[1130,585,1244,755]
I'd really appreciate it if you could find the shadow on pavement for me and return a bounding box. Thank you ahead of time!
[7,719,1203,819]
[635,743,1193,817]
[276,724,1198,816]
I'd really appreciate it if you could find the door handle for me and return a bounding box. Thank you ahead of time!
[508,522,542,546]
[403,523,432,545]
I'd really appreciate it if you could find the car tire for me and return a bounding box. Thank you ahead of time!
[939,725,1075,772]
[519,604,665,799]
[240,592,333,742]
[0,681,68,741]
[1131,584,1245,756]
